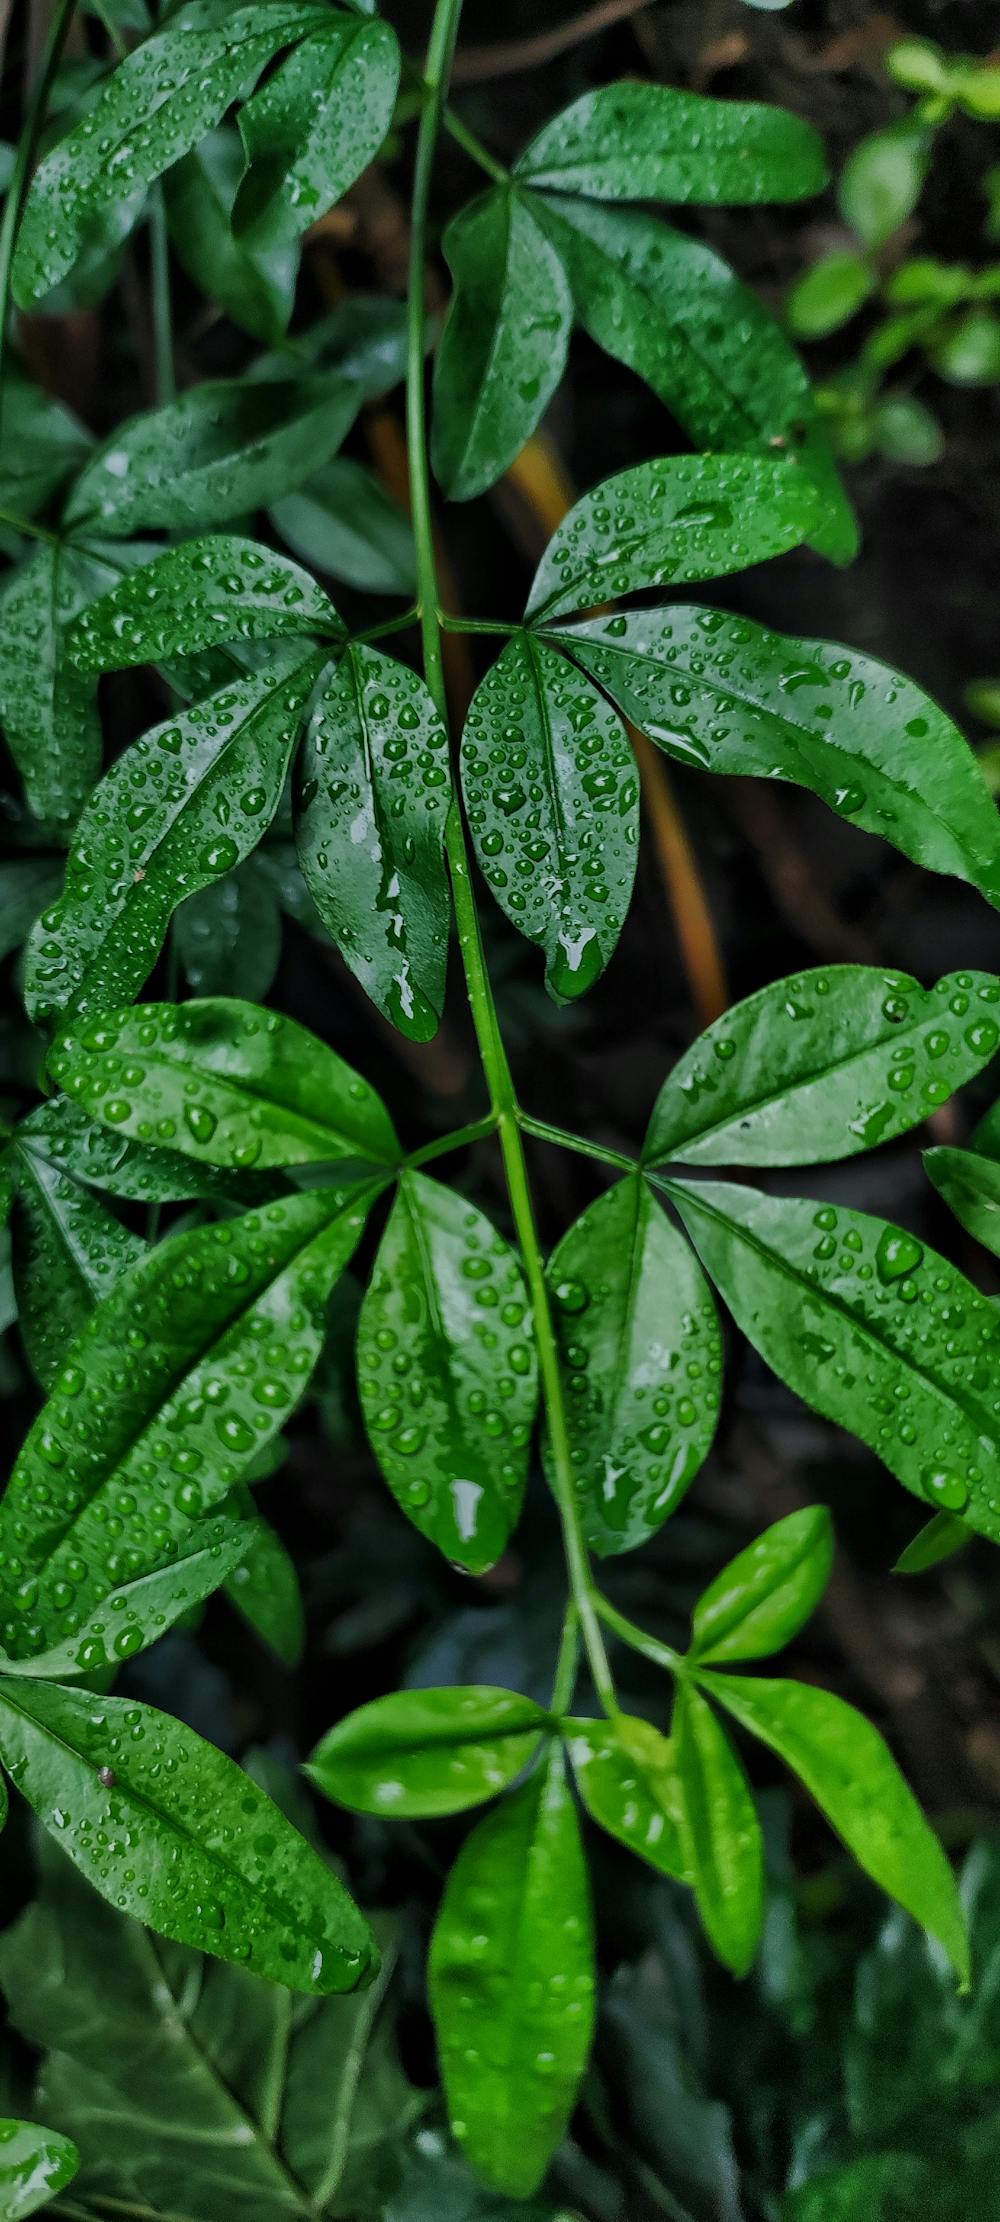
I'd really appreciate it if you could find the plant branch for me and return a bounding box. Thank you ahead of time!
[596,1596,684,1676]
[450,0,652,84]
[518,1113,637,1176]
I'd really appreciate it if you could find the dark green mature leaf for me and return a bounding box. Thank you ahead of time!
[705,1671,969,1979]
[515,81,827,204]
[894,1509,971,1575]
[3,1514,250,1679]
[0,368,91,519]
[645,967,1000,1170]
[690,1506,833,1662]
[234,13,400,249]
[461,633,638,1000]
[224,1514,304,1666]
[164,127,298,345]
[547,1175,721,1554]
[0,2119,78,2220]
[564,1714,687,1879]
[525,456,826,624]
[68,534,342,671]
[0,1184,374,1658]
[0,547,101,826]
[25,647,324,1028]
[555,606,1000,906]
[175,857,283,1001]
[0,1677,374,1991]
[925,1145,1000,1258]
[358,1173,538,1574]
[9,1140,143,1386]
[18,1094,275,1207]
[0,860,64,964]
[432,186,573,501]
[271,459,416,596]
[310,1687,548,1818]
[12,0,328,306]
[672,1680,764,1976]
[429,1743,595,2198]
[297,645,452,1040]
[665,1176,1000,1542]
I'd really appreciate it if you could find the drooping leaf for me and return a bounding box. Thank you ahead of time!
[525,456,826,624]
[234,13,401,249]
[174,857,283,1001]
[357,1172,538,1574]
[672,1679,764,1976]
[25,647,324,1028]
[224,1514,304,1667]
[3,1513,251,1679]
[0,1183,375,1658]
[0,2119,78,2220]
[67,534,342,672]
[296,645,452,1041]
[461,633,638,1000]
[0,546,101,827]
[894,1510,971,1576]
[9,1139,144,1386]
[17,1094,277,1207]
[309,1687,548,1819]
[925,1144,1000,1258]
[564,1714,687,1880]
[515,81,827,205]
[428,1743,595,2198]
[431,185,573,501]
[164,127,298,345]
[704,1670,969,1980]
[546,1175,721,1553]
[665,1176,1000,1544]
[271,458,416,596]
[554,606,1000,905]
[645,967,1000,1170]
[689,1506,834,1663]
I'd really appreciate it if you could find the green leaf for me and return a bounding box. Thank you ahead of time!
[12,0,328,306]
[431,185,573,502]
[704,1670,969,1980]
[461,633,638,1000]
[546,1175,721,1553]
[787,251,876,339]
[175,857,283,1002]
[525,455,825,624]
[296,644,452,1041]
[18,1094,276,1207]
[9,1139,144,1386]
[0,2120,78,2221]
[63,375,364,537]
[309,1687,549,1818]
[894,1509,971,1576]
[224,1514,304,1667]
[838,123,930,248]
[564,1713,687,1880]
[0,1676,375,1991]
[672,1680,764,1975]
[515,81,827,205]
[925,1144,1000,1258]
[665,1176,1000,1544]
[554,607,1000,905]
[690,1506,834,1663]
[0,368,91,519]
[164,127,298,345]
[0,546,101,827]
[933,310,1000,385]
[0,860,64,964]
[68,534,342,672]
[271,458,416,596]
[25,647,323,1029]
[234,14,400,249]
[50,996,398,1171]
[428,1743,595,2197]
[645,967,1000,1170]
[0,1183,374,1658]
[357,1172,538,1574]
[3,1513,251,1679]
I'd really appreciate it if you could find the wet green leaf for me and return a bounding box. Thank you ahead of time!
[0,547,101,827]
[925,1144,1000,1258]
[175,856,283,1001]
[0,2119,78,2220]
[672,1680,764,1975]
[432,185,573,501]
[547,1175,721,1553]
[68,534,342,671]
[564,1713,687,1880]
[224,1514,304,1667]
[645,967,1000,1169]
[357,1172,538,1574]
[234,13,400,249]
[461,633,638,1000]
[690,1506,834,1663]
[271,458,416,596]
[18,1094,276,1207]
[309,1687,548,1818]
[429,1743,595,2197]
[3,1513,251,1679]
[164,127,299,345]
[516,81,826,204]
[9,1138,143,1386]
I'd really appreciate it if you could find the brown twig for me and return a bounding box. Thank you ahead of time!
[451,0,652,85]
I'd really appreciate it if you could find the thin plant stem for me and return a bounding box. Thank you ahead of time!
[442,104,509,183]
[518,1113,637,1176]
[550,1602,580,1713]
[0,0,79,423]
[405,1114,498,1168]
[0,503,58,543]
[351,605,421,645]
[596,1595,684,1677]
[439,611,515,636]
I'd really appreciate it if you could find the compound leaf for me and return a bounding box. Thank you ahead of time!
[432,185,573,502]
[68,534,342,672]
[565,1714,687,1880]
[515,81,827,205]
[690,1506,834,1663]
[234,13,400,249]
[309,1687,548,1818]
[672,1680,764,1976]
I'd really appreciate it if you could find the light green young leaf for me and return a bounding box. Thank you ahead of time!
[164,127,298,345]
[18,1094,277,1208]
[9,1140,144,1386]
[564,1714,687,1880]
[704,1671,969,1980]
[271,458,416,596]
[0,2119,79,2220]
[296,644,452,1041]
[690,1506,834,1663]
[25,647,324,1029]
[224,1513,304,1667]
[2,1514,251,1679]
[0,1677,375,1991]
[461,633,638,1000]
[665,1176,1000,1543]
[174,857,283,1002]
[554,607,1000,906]
[0,546,101,827]
[547,1175,721,1554]
[309,1687,548,1818]
[525,455,826,624]
[838,122,930,248]
[431,185,573,502]
[357,1172,538,1574]
[0,1184,374,1658]
[515,81,827,205]
[234,13,400,249]
[645,967,1000,1170]
[672,1680,764,1976]
[429,1743,595,2198]
[925,1144,1000,1258]
[787,251,876,338]
[68,534,342,672]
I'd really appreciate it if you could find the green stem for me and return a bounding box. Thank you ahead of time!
[406,0,616,1718]
[0,0,79,420]
[0,503,58,543]
[443,105,509,183]
[405,1114,498,1169]
[519,1113,637,1177]
[351,606,421,646]
[550,1602,580,1713]
[149,187,175,406]
[440,612,514,636]
[596,1596,684,1677]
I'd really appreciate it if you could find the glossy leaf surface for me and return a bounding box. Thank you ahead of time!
[297,645,452,1040]
[17,1095,274,1207]
[6,1514,251,1679]
[690,1505,834,1662]
[547,1175,721,1553]
[894,1509,971,1576]
[429,1744,594,2197]
[672,1680,764,1976]
[9,1140,143,1385]
[432,185,573,501]
[0,2120,78,2221]
[925,1145,1000,1258]
[645,967,1000,1169]
[68,535,341,671]
[164,128,298,345]
[309,1687,548,1818]
[357,1174,538,1573]
[0,547,101,827]
[515,82,827,204]
[235,14,400,248]
[461,633,638,1000]
[271,458,416,596]
[565,1713,687,1879]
